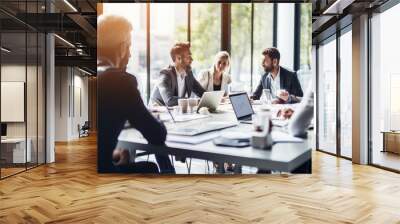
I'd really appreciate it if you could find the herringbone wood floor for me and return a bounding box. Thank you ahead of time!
[1,135,400,223]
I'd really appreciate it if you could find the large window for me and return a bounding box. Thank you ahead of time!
[317,37,337,155]
[230,3,252,93]
[101,3,308,101]
[252,4,273,91]
[277,4,294,70]
[150,4,188,100]
[190,4,221,76]
[316,27,353,159]
[103,3,148,100]
[371,3,400,171]
[299,3,312,90]
[339,28,352,158]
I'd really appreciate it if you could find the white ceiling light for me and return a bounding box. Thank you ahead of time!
[1,47,11,53]
[63,0,78,12]
[54,34,75,48]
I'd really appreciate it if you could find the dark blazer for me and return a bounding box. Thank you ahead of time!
[98,67,167,173]
[252,66,303,103]
[151,65,205,106]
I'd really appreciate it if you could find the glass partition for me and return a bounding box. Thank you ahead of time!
[0,1,46,179]
[339,28,352,158]
[317,37,337,155]
[371,4,400,171]
[27,31,38,169]
[1,30,28,177]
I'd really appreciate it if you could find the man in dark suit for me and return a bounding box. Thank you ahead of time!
[252,47,303,104]
[151,42,205,106]
[97,15,175,173]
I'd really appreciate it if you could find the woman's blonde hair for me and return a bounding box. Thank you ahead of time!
[213,51,231,73]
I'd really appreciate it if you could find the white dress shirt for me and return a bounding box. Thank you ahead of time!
[269,68,281,98]
[198,67,232,94]
[176,68,187,98]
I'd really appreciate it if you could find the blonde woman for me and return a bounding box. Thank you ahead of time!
[198,51,232,95]
[198,51,236,173]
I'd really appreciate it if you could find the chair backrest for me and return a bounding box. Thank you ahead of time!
[82,121,90,129]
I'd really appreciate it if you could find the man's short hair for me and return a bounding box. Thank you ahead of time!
[98,15,132,57]
[170,42,190,62]
[262,47,280,62]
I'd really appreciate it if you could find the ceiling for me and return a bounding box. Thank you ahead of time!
[312,0,391,43]
[0,0,97,74]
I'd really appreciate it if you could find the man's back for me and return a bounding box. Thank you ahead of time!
[98,68,167,172]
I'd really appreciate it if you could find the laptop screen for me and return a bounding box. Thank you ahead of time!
[230,93,254,119]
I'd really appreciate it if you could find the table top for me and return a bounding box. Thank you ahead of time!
[381,131,400,134]
[1,138,28,143]
[117,103,311,172]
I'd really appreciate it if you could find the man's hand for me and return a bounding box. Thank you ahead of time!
[112,148,130,166]
[221,96,230,104]
[277,108,294,119]
[277,90,289,102]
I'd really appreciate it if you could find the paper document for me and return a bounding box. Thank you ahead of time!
[167,131,220,144]
[174,114,210,122]
[159,113,210,122]
[271,131,304,143]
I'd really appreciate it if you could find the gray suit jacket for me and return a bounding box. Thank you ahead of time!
[252,66,303,103]
[151,65,205,106]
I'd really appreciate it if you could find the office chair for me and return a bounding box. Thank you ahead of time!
[78,121,90,138]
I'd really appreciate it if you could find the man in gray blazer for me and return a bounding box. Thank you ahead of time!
[151,42,205,106]
[252,47,303,104]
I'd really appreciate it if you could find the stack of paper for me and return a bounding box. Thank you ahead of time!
[167,131,220,144]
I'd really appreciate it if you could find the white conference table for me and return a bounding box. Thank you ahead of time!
[117,104,311,173]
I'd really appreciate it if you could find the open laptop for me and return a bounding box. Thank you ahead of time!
[229,92,254,124]
[197,91,225,113]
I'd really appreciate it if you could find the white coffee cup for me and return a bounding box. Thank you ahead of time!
[252,112,270,132]
[178,98,189,114]
[188,98,198,113]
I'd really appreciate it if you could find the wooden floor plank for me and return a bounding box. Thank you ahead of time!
[0,135,400,223]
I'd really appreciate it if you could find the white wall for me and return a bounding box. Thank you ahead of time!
[55,67,89,141]
[55,67,70,141]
